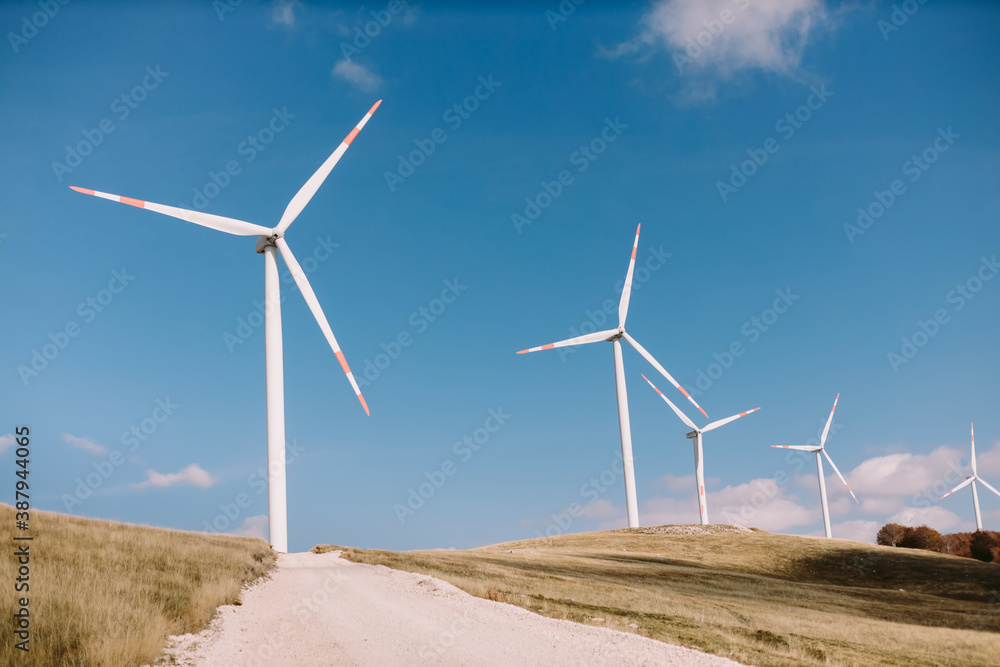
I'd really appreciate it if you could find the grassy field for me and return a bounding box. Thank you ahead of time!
[316,525,1000,666]
[0,504,276,667]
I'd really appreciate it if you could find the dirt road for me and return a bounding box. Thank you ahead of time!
[159,550,745,666]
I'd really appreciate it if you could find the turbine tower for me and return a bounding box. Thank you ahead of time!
[642,374,759,524]
[772,393,858,538]
[941,423,1000,530]
[70,101,382,553]
[517,224,706,528]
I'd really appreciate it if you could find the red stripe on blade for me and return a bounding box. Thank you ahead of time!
[335,350,351,375]
[344,127,361,145]
[120,197,145,208]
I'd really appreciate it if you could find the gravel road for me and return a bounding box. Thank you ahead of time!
[157,550,746,666]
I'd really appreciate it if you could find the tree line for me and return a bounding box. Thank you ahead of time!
[877,523,999,562]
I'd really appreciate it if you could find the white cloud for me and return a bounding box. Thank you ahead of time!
[271,0,300,27]
[527,440,998,540]
[712,479,818,532]
[332,59,382,92]
[858,495,905,515]
[829,519,880,544]
[0,434,14,455]
[61,433,108,456]
[132,464,216,490]
[888,505,967,533]
[848,446,965,497]
[606,0,835,100]
[579,498,621,520]
[975,438,1000,477]
[640,494,700,527]
[642,477,817,532]
[655,472,721,494]
[230,515,268,540]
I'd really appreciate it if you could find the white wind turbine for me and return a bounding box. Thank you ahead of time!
[772,393,858,538]
[516,224,706,528]
[70,101,382,553]
[941,423,1000,531]
[641,374,759,525]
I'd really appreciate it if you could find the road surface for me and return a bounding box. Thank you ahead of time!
[158,550,745,666]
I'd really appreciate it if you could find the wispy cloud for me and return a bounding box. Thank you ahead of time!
[606,0,835,101]
[0,434,14,455]
[271,0,300,27]
[578,498,621,520]
[132,463,216,490]
[61,433,108,456]
[230,514,268,540]
[332,58,383,92]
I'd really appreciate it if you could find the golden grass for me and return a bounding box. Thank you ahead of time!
[316,526,1000,666]
[0,504,276,667]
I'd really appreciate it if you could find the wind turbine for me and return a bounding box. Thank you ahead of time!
[941,423,1000,531]
[641,374,759,525]
[772,393,858,538]
[69,101,382,553]
[516,224,706,528]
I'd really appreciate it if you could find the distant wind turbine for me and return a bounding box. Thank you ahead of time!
[517,224,706,528]
[70,101,382,553]
[941,423,1000,531]
[772,393,858,538]
[642,374,759,525]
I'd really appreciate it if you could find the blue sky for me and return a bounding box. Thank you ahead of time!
[2,0,999,552]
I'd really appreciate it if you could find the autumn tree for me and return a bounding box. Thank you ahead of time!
[898,525,943,552]
[876,523,908,547]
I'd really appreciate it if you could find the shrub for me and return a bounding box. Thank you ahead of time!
[969,531,997,563]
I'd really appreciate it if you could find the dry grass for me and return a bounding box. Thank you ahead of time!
[316,525,1000,666]
[0,504,276,667]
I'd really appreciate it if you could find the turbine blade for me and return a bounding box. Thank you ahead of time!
[69,186,272,236]
[819,393,840,449]
[978,477,1000,500]
[941,476,974,499]
[822,449,859,504]
[274,100,381,234]
[617,223,640,328]
[622,332,708,418]
[971,423,977,476]
[274,238,369,416]
[703,407,761,433]
[641,374,697,431]
[771,445,820,452]
[516,328,618,354]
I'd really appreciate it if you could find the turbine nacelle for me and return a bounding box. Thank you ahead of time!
[255,234,282,253]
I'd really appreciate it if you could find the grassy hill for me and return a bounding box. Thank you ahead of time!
[316,525,1000,666]
[0,504,275,667]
